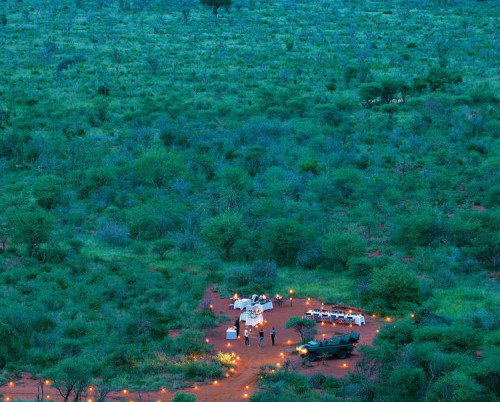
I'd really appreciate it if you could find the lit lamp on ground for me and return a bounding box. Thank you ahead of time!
[122,389,128,395]
[209,304,213,312]
[45,380,51,386]
[8,382,14,387]
[205,338,209,343]
[289,290,293,306]
[386,317,391,322]
[234,293,238,300]
[342,363,348,368]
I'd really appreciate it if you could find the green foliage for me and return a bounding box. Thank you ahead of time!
[172,392,197,402]
[393,212,445,248]
[428,371,488,402]
[7,206,55,257]
[261,219,312,266]
[322,233,366,269]
[200,0,231,15]
[426,67,462,91]
[152,238,176,260]
[364,263,421,311]
[173,329,210,357]
[0,0,499,397]
[284,316,317,343]
[200,213,248,260]
[33,175,65,210]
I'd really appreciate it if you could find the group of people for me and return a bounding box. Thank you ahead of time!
[234,318,276,347]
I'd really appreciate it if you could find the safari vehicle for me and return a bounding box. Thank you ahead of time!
[296,331,360,361]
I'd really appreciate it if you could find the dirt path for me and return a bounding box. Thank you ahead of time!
[0,288,383,401]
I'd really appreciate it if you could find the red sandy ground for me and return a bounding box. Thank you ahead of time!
[0,288,383,402]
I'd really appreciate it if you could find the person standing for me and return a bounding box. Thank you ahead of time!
[245,327,250,346]
[235,318,240,338]
[258,327,264,347]
[271,327,276,346]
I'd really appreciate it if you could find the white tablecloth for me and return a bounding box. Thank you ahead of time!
[261,301,273,311]
[234,299,252,310]
[351,315,365,326]
[245,314,264,327]
[246,304,264,313]
[240,312,249,321]
[226,328,237,339]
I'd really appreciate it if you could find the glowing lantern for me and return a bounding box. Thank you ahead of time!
[205,338,209,343]
[411,313,415,318]
[277,363,281,367]
[234,293,238,299]
[46,396,51,400]
[45,380,51,385]
[289,289,293,294]
[161,388,166,393]
[263,295,266,300]
[123,390,128,394]
[243,394,249,398]
[372,314,376,318]
[8,382,14,387]
[245,385,249,389]
[386,317,391,322]
[213,380,218,385]
[88,387,93,392]
[342,363,348,368]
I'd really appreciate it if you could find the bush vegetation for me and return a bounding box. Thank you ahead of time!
[0,0,498,399]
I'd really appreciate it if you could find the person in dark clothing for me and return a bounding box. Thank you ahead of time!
[271,327,276,346]
[235,318,240,338]
[258,328,264,347]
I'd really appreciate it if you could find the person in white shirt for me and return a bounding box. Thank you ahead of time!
[244,327,250,346]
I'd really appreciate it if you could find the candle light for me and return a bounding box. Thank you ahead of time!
[45,380,50,385]
[8,382,14,387]
[411,313,415,318]
[342,363,348,368]
[46,396,51,400]
[88,387,93,392]
[205,338,209,343]
[372,314,376,318]
[289,289,293,294]
[161,388,165,393]
[213,380,218,385]
[386,317,391,322]
[243,394,249,398]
